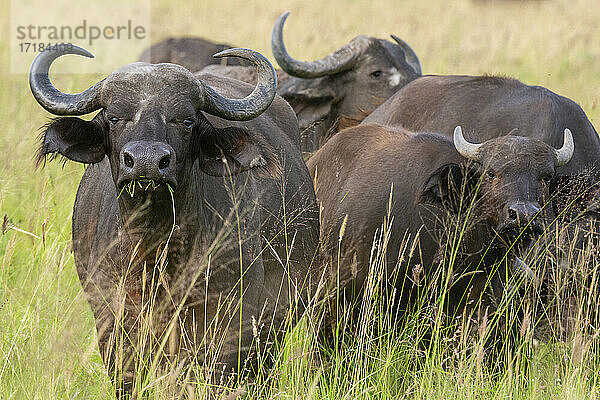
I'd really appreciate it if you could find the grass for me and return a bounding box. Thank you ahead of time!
[2,0,600,398]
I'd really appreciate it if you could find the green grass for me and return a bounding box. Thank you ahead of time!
[2,0,600,398]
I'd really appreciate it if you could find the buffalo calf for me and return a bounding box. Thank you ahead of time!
[308,123,573,342]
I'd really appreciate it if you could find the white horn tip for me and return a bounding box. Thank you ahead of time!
[555,128,575,167]
[453,125,482,161]
[564,128,573,142]
[454,125,463,136]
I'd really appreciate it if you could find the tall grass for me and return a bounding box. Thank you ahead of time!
[2,0,600,398]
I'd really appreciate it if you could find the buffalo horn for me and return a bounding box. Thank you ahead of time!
[271,11,368,78]
[390,34,422,75]
[453,126,482,161]
[201,48,277,121]
[555,128,574,167]
[29,44,103,115]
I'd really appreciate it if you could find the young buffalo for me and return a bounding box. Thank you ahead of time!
[308,123,573,348]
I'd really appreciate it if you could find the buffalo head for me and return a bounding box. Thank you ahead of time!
[29,45,317,394]
[31,45,278,205]
[422,126,574,246]
[271,12,422,152]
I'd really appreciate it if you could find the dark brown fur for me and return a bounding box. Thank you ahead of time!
[309,123,565,347]
[36,67,319,397]
[138,37,250,72]
[363,74,600,176]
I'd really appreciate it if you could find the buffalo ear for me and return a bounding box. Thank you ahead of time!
[197,126,280,178]
[37,117,106,166]
[419,163,479,214]
[278,78,338,132]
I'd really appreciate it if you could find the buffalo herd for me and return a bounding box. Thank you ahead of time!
[29,11,600,398]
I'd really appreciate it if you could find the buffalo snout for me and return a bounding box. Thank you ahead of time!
[500,202,544,236]
[118,141,177,189]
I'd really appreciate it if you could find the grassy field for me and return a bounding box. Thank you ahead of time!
[2,0,600,398]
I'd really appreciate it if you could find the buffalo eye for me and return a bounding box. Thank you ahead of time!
[108,116,120,126]
[182,119,194,130]
[540,174,553,185]
[370,70,382,78]
[485,170,495,180]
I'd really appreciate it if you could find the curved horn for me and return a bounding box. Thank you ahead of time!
[390,34,422,75]
[271,11,365,78]
[555,128,574,167]
[200,48,277,121]
[29,44,103,115]
[453,126,482,161]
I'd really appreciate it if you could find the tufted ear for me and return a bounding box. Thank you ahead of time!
[419,163,480,214]
[279,78,339,130]
[36,116,106,166]
[196,125,280,178]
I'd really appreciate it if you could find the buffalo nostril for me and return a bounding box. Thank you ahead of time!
[124,153,134,168]
[158,154,171,170]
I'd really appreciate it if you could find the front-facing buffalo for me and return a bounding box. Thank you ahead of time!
[30,45,318,397]
[308,123,573,342]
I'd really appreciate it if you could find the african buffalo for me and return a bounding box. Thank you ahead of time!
[138,37,251,72]
[362,75,600,175]
[308,123,574,339]
[30,45,318,397]
[362,75,600,332]
[202,12,422,153]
